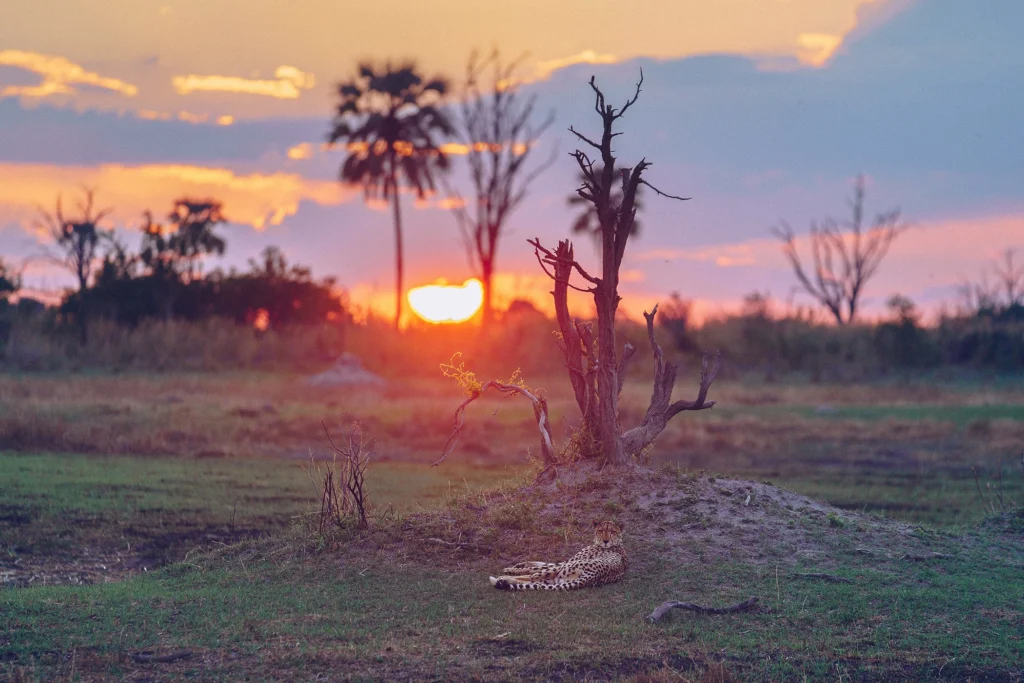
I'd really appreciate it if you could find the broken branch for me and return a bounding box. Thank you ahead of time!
[435,380,555,469]
[647,596,759,622]
[792,572,853,584]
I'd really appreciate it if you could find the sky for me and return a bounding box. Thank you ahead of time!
[1,0,1021,323]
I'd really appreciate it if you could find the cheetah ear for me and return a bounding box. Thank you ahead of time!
[592,519,600,527]
[617,520,626,530]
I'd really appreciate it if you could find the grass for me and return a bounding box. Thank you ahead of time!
[1,371,1021,529]
[1,370,1022,679]
[2,482,1021,680]
[0,452,509,585]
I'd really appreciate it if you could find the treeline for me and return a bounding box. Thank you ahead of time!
[663,292,1024,379]
[0,195,346,351]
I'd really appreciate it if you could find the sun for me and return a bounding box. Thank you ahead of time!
[407,278,484,324]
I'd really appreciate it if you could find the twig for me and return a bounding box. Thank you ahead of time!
[792,572,853,584]
[646,596,759,622]
[130,651,193,664]
[900,552,953,561]
[971,467,987,512]
[426,538,492,552]
[639,179,690,201]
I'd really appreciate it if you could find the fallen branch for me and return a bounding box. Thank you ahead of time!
[792,572,853,584]
[130,650,193,664]
[901,552,953,561]
[647,596,759,622]
[426,538,492,552]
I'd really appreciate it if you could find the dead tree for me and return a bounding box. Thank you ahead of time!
[772,176,905,324]
[992,249,1024,308]
[957,248,1024,314]
[529,72,720,468]
[445,49,556,326]
[34,188,112,344]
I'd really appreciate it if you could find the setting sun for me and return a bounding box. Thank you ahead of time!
[407,278,484,324]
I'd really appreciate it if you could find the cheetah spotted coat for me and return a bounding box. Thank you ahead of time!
[489,521,627,591]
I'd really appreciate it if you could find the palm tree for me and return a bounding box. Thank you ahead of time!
[140,198,226,319]
[166,198,227,283]
[568,165,643,252]
[328,61,453,329]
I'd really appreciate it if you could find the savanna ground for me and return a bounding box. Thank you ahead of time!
[1,369,1022,680]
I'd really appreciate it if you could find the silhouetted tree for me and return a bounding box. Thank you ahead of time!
[658,292,695,352]
[328,61,453,329]
[0,258,18,303]
[992,249,1024,308]
[445,49,555,326]
[568,164,643,252]
[443,75,718,473]
[137,200,226,319]
[35,188,112,343]
[772,176,905,325]
[166,199,227,283]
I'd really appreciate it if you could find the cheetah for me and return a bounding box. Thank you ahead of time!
[489,520,627,591]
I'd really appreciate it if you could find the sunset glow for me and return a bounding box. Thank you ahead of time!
[407,279,484,324]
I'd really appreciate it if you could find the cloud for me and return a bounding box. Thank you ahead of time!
[0,162,355,232]
[637,244,760,268]
[172,65,315,99]
[287,143,314,160]
[0,50,137,100]
[795,33,843,67]
[533,50,619,80]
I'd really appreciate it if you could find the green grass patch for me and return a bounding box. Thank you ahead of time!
[0,452,509,564]
[2,517,1021,680]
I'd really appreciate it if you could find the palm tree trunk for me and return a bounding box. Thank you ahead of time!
[390,180,404,330]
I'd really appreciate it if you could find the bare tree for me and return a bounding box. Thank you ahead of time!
[772,176,906,324]
[956,248,1024,315]
[34,188,112,343]
[532,73,719,468]
[992,248,1024,308]
[440,74,719,473]
[445,49,556,326]
[0,258,19,303]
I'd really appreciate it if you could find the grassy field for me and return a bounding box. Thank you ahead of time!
[2,467,1022,681]
[1,370,1022,680]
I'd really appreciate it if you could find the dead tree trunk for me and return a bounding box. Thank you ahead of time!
[529,72,719,468]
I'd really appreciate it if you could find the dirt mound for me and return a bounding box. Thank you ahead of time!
[305,353,386,388]
[405,461,936,572]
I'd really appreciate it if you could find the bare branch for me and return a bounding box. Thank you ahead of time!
[639,179,690,201]
[435,381,555,469]
[617,343,636,396]
[568,125,602,150]
[666,351,721,418]
[617,68,644,119]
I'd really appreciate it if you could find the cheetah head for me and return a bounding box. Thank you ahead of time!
[592,520,624,548]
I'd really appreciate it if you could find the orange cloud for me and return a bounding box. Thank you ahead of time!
[135,110,234,126]
[172,65,315,99]
[287,143,314,160]
[0,49,137,99]
[0,162,355,232]
[533,50,619,80]
[176,111,208,124]
[795,32,843,67]
[137,109,172,121]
